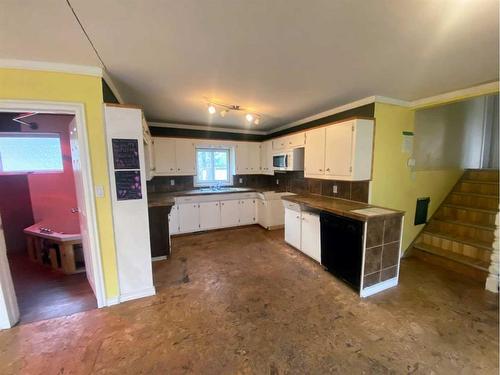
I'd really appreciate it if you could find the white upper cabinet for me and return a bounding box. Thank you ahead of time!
[153,137,196,176]
[305,119,374,181]
[260,140,273,175]
[154,138,176,175]
[304,127,326,177]
[272,133,305,151]
[235,142,260,175]
[174,138,196,175]
[325,121,353,177]
[285,133,305,148]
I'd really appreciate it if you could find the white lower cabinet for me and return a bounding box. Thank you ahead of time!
[300,212,321,262]
[178,203,200,232]
[284,207,301,250]
[239,199,256,225]
[169,205,180,234]
[220,199,240,227]
[284,203,321,263]
[199,201,221,230]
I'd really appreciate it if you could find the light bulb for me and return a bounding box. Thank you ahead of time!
[246,113,254,122]
[208,104,216,114]
[254,117,260,125]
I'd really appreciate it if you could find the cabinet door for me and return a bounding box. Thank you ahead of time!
[154,138,176,175]
[286,132,305,148]
[175,139,196,175]
[272,138,286,151]
[247,143,261,173]
[325,122,353,178]
[220,200,240,227]
[301,212,321,262]
[178,203,200,233]
[239,199,256,225]
[199,201,221,230]
[168,205,179,234]
[304,127,326,177]
[256,199,267,228]
[284,208,301,249]
[235,143,249,174]
[260,141,273,175]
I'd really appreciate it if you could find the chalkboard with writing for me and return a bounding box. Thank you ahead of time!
[115,170,142,200]
[112,138,140,169]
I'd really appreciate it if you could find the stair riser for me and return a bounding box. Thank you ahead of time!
[426,221,494,244]
[438,206,497,227]
[464,170,499,182]
[412,249,488,282]
[420,233,491,263]
[447,193,499,210]
[456,181,499,196]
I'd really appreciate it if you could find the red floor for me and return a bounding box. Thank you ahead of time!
[7,254,97,325]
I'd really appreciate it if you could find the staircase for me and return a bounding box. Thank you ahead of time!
[412,169,499,281]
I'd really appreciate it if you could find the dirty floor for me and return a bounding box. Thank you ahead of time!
[0,226,498,374]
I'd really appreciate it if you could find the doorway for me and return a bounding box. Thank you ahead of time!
[0,101,106,329]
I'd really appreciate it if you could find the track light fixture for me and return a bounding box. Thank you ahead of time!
[205,98,262,125]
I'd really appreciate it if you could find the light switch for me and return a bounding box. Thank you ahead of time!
[332,184,338,194]
[170,179,175,186]
[95,185,105,198]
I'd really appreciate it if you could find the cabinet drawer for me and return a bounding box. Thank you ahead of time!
[283,201,300,212]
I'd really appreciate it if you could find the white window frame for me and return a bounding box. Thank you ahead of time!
[194,147,232,187]
[0,132,64,175]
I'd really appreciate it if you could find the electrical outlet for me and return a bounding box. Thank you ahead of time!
[170,179,175,186]
[95,185,105,198]
[239,178,243,183]
[276,179,280,185]
[332,184,338,194]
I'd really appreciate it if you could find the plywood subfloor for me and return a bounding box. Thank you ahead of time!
[8,254,97,324]
[0,227,498,374]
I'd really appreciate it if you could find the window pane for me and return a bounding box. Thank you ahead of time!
[0,134,63,173]
[196,148,230,184]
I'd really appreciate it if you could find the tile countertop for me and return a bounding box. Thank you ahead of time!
[147,187,283,207]
[281,194,404,222]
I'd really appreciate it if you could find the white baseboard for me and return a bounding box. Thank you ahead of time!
[119,287,156,303]
[360,277,398,297]
[105,296,120,306]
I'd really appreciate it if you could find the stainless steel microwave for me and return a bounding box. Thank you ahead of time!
[272,148,304,171]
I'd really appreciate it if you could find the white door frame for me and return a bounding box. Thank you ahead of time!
[0,100,107,326]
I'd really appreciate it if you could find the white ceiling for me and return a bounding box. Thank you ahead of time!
[1,0,498,130]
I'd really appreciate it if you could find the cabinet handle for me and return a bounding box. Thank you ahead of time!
[296,215,299,219]
[319,169,323,171]
[177,168,180,171]
[326,168,330,172]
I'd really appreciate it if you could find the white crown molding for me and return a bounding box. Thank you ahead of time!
[0,58,103,77]
[149,121,267,135]
[409,81,499,108]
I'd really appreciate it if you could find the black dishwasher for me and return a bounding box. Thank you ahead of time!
[320,212,364,291]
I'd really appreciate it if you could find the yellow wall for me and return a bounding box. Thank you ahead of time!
[0,68,119,299]
[370,103,463,252]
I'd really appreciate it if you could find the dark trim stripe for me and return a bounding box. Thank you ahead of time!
[148,103,375,142]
